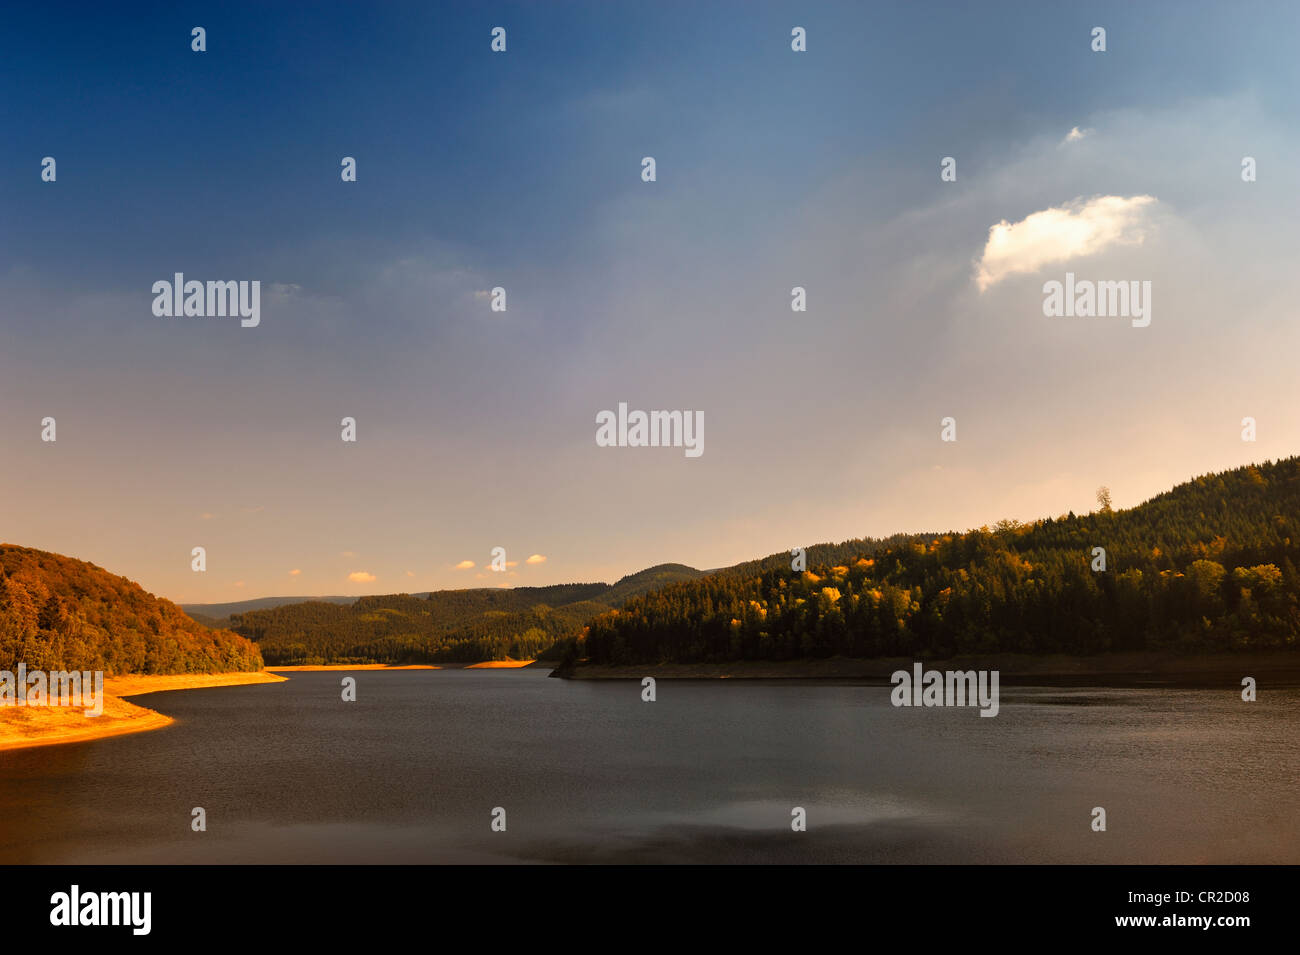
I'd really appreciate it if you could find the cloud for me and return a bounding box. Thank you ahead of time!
[289,568,301,577]
[348,571,376,583]
[200,512,214,520]
[975,194,1157,291]
[405,570,415,577]
[525,554,547,565]
[454,560,475,570]
[341,550,356,558]
[504,560,518,568]
[233,581,246,588]
[1060,126,1090,145]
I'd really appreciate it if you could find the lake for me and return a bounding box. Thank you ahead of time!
[1,669,1296,863]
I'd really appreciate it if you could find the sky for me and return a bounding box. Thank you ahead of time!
[2,1,1299,603]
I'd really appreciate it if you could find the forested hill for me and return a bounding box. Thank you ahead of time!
[576,458,1300,667]
[0,545,263,674]
[182,594,355,625]
[231,563,706,665]
[706,533,944,581]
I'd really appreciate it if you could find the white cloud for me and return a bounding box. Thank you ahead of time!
[1061,126,1090,145]
[975,194,1157,291]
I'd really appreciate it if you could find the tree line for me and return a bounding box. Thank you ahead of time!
[576,459,1300,665]
[0,545,263,675]
[230,565,704,665]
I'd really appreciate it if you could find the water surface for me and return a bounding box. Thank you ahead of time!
[1,669,1295,863]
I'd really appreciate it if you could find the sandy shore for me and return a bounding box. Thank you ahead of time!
[465,660,535,669]
[555,651,1300,687]
[266,664,439,671]
[106,671,287,696]
[265,661,536,670]
[0,671,286,752]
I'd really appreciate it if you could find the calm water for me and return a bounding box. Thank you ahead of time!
[1,669,1296,864]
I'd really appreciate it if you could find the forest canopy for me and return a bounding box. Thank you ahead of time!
[0,545,263,675]
[576,458,1300,665]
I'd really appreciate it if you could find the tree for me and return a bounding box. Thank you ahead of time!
[1096,486,1113,513]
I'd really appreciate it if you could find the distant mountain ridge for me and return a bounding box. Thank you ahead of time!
[182,594,357,625]
[184,563,719,628]
[229,563,707,665]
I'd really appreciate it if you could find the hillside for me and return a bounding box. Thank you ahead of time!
[571,458,1300,668]
[0,545,263,675]
[231,564,706,665]
[181,594,357,625]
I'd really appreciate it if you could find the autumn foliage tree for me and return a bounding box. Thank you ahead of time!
[579,458,1300,665]
[0,545,263,674]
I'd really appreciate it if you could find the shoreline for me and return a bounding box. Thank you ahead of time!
[265,660,537,671]
[266,664,440,671]
[555,651,1300,687]
[0,671,286,753]
[8,650,1295,752]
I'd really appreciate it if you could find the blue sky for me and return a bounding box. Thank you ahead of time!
[8,1,1296,283]
[3,1,1299,601]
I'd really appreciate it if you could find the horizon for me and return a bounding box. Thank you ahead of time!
[8,449,1295,607]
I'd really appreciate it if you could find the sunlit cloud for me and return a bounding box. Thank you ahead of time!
[975,194,1157,291]
[525,554,547,565]
[454,560,475,570]
[348,571,376,583]
[289,568,301,577]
